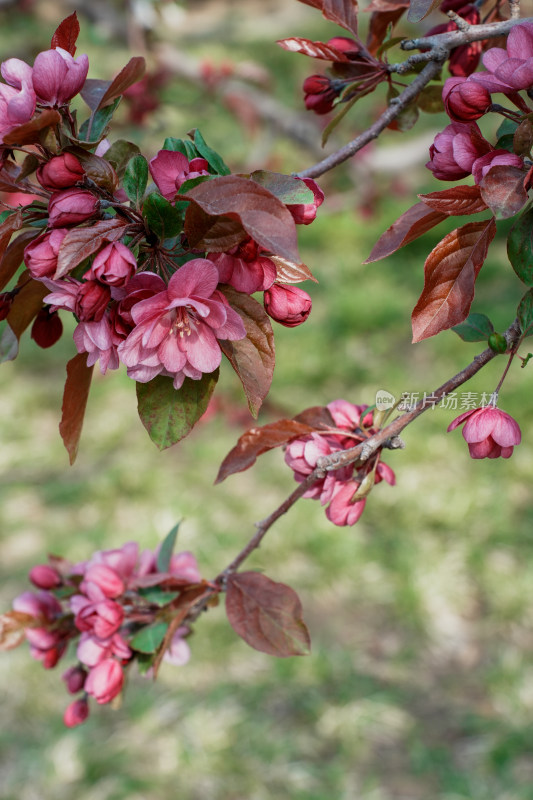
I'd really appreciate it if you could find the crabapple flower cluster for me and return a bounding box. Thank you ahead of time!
[427,22,533,182]
[285,400,396,526]
[12,541,203,727]
[0,13,323,451]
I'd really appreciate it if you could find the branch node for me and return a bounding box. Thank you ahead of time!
[384,436,405,450]
[447,10,471,31]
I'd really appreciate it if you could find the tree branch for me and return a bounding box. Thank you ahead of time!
[296,59,444,179]
[296,16,533,180]
[209,319,521,582]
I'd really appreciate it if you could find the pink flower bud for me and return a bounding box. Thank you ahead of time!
[447,405,521,458]
[264,284,312,327]
[83,563,125,598]
[13,589,61,620]
[0,57,36,142]
[286,178,324,225]
[29,564,61,589]
[149,150,209,201]
[37,153,85,191]
[24,228,69,279]
[25,626,59,650]
[75,281,111,323]
[62,665,87,693]
[443,77,491,122]
[63,698,89,727]
[326,36,360,56]
[75,600,124,639]
[85,658,124,704]
[32,48,89,107]
[31,307,63,348]
[85,242,137,287]
[48,188,99,228]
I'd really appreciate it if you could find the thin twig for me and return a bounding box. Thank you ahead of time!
[296,60,444,179]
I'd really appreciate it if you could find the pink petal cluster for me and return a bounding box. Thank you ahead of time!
[471,22,533,93]
[13,538,203,727]
[447,405,521,458]
[284,399,395,526]
[208,237,276,294]
[32,47,89,106]
[118,259,246,389]
[149,150,210,201]
[426,122,522,184]
[0,59,36,141]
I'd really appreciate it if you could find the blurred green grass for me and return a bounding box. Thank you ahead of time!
[1,2,533,799]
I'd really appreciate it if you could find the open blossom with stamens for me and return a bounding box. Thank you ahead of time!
[118,259,247,390]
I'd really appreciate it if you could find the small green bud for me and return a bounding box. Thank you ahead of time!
[488,332,507,354]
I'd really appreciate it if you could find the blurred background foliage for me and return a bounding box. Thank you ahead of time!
[1,1,533,798]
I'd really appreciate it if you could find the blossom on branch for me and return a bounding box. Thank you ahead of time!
[447,405,521,459]
[118,259,247,389]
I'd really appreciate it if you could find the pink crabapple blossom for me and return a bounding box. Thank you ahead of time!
[118,259,247,389]
[447,405,521,459]
[0,58,36,141]
[148,150,210,201]
[32,47,89,107]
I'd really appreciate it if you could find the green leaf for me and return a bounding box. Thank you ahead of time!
[250,171,315,205]
[156,523,180,572]
[451,312,495,342]
[136,370,219,450]
[507,205,533,285]
[163,137,199,160]
[142,192,183,240]
[518,288,533,337]
[105,139,141,179]
[130,621,169,653]
[191,128,231,175]
[135,652,156,675]
[320,95,358,146]
[79,97,121,143]
[138,587,180,606]
[124,154,149,209]
[496,120,519,153]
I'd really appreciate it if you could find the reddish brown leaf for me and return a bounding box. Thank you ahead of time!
[411,218,496,342]
[0,611,34,651]
[0,229,39,292]
[277,37,352,61]
[219,288,275,417]
[297,0,359,35]
[3,110,61,146]
[59,353,94,465]
[365,202,447,263]
[215,418,317,484]
[226,572,311,657]
[81,79,112,112]
[366,8,407,54]
[68,147,119,194]
[365,0,410,11]
[407,0,442,22]
[183,176,301,263]
[479,166,528,220]
[98,57,146,110]
[6,271,48,340]
[51,12,80,55]
[184,204,248,252]
[0,210,22,268]
[269,255,318,284]
[419,185,488,216]
[55,218,128,278]
[294,405,335,428]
